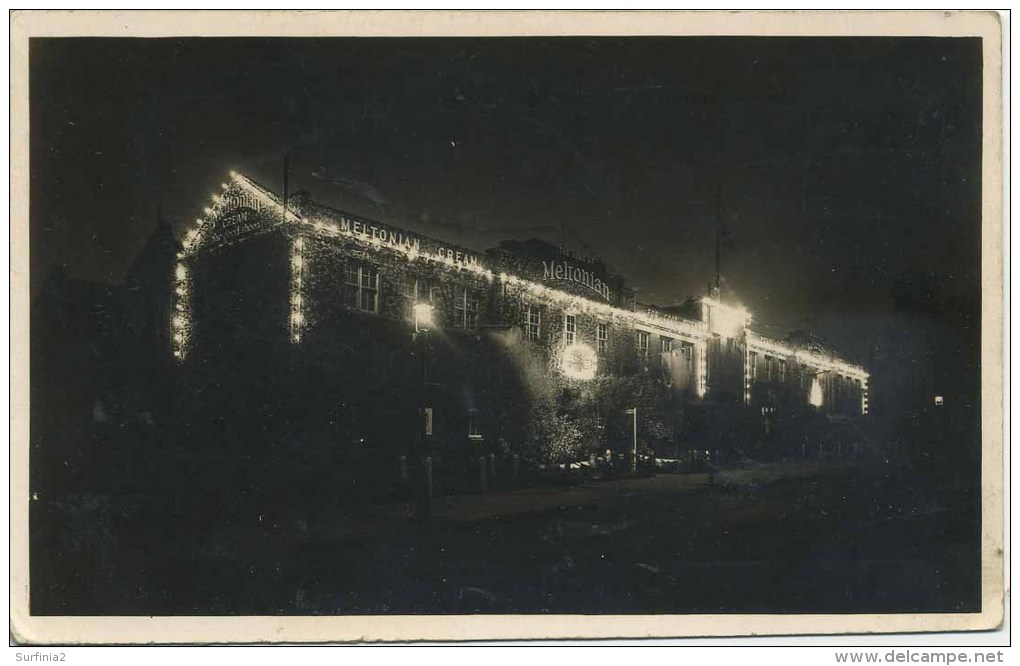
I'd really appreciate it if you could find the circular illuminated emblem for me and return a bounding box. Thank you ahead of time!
[561,343,598,380]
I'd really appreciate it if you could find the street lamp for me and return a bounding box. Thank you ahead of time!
[625,407,637,474]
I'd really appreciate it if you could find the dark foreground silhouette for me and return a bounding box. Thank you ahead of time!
[31,457,980,616]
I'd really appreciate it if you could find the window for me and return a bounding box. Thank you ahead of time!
[454,288,478,330]
[468,413,483,439]
[749,351,758,379]
[637,330,650,357]
[660,336,673,354]
[778,359,787,383]
[681,342,694,372]
[564,314,576,345]
[402,277,426,320]
[597,322,608,353]
[523,304,541,341]
[344,264,379,313]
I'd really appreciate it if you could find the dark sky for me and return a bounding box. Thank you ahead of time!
[30,37,983,365]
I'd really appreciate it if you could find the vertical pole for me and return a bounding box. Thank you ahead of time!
[714,183,723,298]
[414,330,432,522]
[282,153,290,216]
[630,408,638,474]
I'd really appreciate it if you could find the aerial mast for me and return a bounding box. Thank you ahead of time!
[713,184,723,300]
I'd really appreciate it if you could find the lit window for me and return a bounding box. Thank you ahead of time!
[597,322,608,353]
[779,359,787,383]
[660,336,673,354]
[468,413,483,440]
[934,395,944,407]
[524,304,541,341]
[564,314,576,345]
[403,278,418,319]
[454,288,478,330]
[344,264,379,313]
[749,351,758,379]
[636,330,649,357]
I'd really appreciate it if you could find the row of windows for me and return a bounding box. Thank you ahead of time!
[749,352,787,383]
[521,307,611,354]
[342,264,480,331]
[636,331,694,359]
[338,264,689,363]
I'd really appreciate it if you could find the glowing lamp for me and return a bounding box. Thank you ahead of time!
[934,395,944,407]
[414,302,434,333]
[175,264,187,280]
[561,342,598,380]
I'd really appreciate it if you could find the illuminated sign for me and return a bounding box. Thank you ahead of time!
[560,342,598,380]
[335,215,481,267]
[542,260,611,301]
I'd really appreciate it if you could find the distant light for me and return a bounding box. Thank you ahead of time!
[809,376,824,407]
[204,207,213,215]
[703,297,749,338]
[175,263,187,281]
[934,395,944,407]
[221,182,229,190]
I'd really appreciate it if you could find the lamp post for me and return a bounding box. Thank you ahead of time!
[412,302,434,522]
[625,407,637,474]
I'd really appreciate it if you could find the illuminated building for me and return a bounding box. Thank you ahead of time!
[174,172,869,460]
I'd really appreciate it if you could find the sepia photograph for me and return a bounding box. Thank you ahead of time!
[10,10,1004,644]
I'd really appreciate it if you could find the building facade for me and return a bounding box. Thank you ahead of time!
[172,172,869,465]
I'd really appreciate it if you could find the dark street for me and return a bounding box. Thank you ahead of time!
[35,457,980,616]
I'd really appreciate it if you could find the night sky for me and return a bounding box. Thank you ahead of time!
[30,37,983,367]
